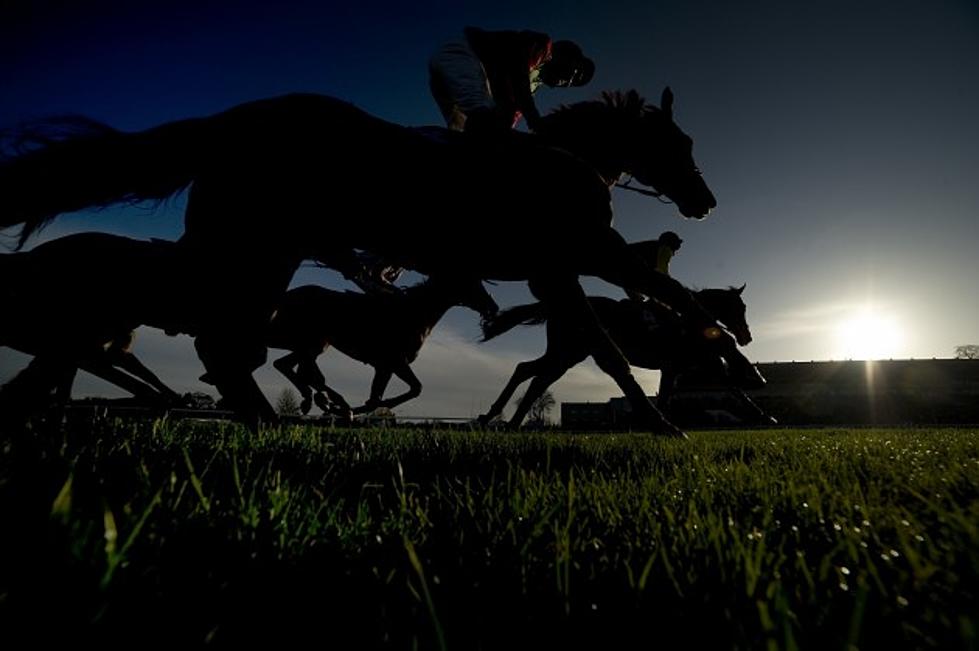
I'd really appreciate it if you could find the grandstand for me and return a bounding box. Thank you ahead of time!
[561,358,979,428]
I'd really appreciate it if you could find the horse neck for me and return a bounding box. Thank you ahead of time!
[534,105,630,186]
[694,289,738,327]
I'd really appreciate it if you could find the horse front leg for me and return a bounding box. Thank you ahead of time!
[533,275,686,438]
[353,367,395,415]
[178,235,300,430]
[195,334,275,430]
[80,357,167,402]
[106,343,183,405]
[589,342,684,437]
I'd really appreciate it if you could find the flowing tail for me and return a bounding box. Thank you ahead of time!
[0,113,210,248]
[480,302,548,342]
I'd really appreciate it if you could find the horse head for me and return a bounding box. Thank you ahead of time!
[623,87,717,220]
[423,274,499,320]
[695,284,752,346]
[535,88,715,220]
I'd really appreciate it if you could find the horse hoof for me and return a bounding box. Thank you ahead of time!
[313,394,332,413]
[353,402,379,416]
[300,397,313,415]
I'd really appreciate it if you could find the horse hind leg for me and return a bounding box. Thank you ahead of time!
[533,276,685,438]
[583,313,685,438]
[507,364,567,428]
[274,352,316,414]
[478,357,550,426]
[362,362,422,413]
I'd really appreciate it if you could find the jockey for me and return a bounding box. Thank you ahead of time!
[626,231,684,302]
[429,27,595,133]
[317,248,404,295]
[349,251,405,295]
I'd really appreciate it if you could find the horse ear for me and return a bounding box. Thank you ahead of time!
[661,87,674,119]
[737,283,746,294]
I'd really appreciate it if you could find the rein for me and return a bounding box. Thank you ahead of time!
[614,177,672,203]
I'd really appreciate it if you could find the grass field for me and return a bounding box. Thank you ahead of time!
[1,418,977,649]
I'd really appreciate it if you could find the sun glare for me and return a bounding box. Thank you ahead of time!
[834,310,904,360]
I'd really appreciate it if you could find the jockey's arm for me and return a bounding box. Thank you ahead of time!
[493,33,545,129]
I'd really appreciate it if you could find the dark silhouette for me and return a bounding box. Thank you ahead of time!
[429,27,595,132]
[0,232,496,422]
[0,89,728,435]
[0,233,191,416]
[478,285,769,428]
[259,275,498,418]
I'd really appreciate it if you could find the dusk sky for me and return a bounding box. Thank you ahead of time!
[2,0,977,419]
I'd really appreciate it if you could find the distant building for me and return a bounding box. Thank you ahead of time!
[561,358,979,429]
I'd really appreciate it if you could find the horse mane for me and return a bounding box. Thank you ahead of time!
[534,91,668,180]
[695,286,744,295]
[689,285,741,294]
[543,89,660,128]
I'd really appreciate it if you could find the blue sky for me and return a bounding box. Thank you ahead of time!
[2,0,978,419]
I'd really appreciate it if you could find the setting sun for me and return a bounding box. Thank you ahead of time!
[834,310,904,360]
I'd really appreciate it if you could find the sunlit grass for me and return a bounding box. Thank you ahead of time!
[1,419,977,649]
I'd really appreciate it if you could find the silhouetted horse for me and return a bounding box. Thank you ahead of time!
[264,276,498,418]
[478,286,769,427]
[0,88,728,435]
[1,331,183,414]
[0,233,191,414]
